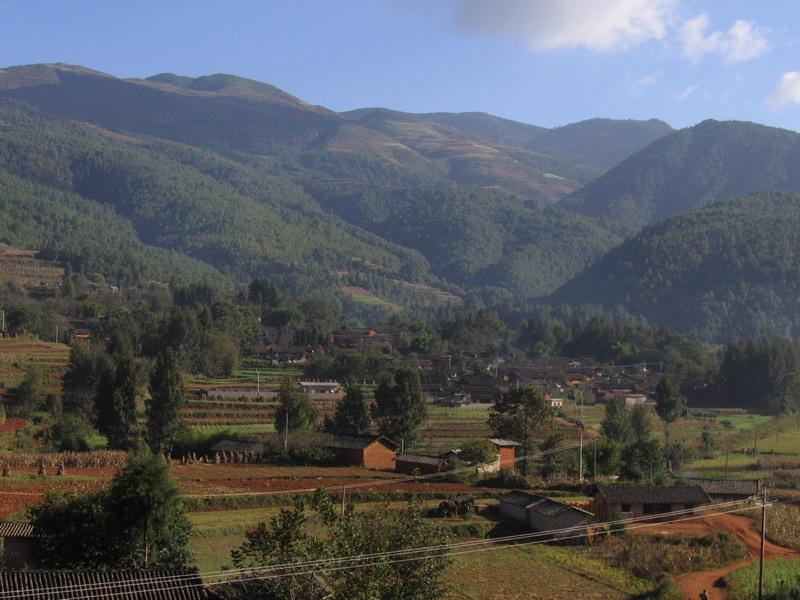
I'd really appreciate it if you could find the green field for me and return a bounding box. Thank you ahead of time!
[729,558,800,600]
[757,422,800,453]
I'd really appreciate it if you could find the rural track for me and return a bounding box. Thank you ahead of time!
[670,513,798,599]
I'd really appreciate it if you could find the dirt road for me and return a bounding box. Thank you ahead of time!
[670,513,797,599]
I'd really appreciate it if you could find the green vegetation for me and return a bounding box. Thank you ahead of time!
[555,191,800,340]
[562,119,800,233]
[729,558,800,600]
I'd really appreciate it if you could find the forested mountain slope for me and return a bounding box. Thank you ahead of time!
[551,191,800,340]
[561,120,800,233]
[0,64,622,301]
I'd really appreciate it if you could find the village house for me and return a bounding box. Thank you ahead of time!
[684,478,760,502]
[0,522,38,569]
[299,380,343,396]
[0,569,208,599]
[395,453,450,475]
[327,434,398,470]
[499,491,593,538]
[593,484,710,521]
[489,439,519,470]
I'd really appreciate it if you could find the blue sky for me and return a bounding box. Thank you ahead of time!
[2,1,799,130]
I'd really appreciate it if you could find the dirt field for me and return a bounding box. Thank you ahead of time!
[667,513,799,599]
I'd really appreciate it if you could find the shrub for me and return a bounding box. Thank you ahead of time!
[50,414,91,451]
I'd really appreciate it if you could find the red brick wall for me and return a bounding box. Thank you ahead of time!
[363,443,397,470]
[499,446,516,469]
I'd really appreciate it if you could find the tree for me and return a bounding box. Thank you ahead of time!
[600,398,633,444]
[248,278,281,309]
[223,490,451,600]
[275,384,318,434]
[621,439,665,482]
[700,428,716,459]
[373,368,427,449]
[30,450,192,569]
[332,382,371,434]
[655,376,685,448]
[146,348,185,453]
[488,385,552,475]
[459,439,499,465]
[629,404,653,443]
[50,413,91,451]
[15,365,47,416]
[95,352,140,450]
[63,344,112,419]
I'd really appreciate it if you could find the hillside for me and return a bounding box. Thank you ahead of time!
[552,191,800,340]
[345,109,672,172]
[0,63,623,302]
[561,120,800,233]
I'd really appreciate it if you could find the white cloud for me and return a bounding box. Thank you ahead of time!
[627,72,659,95]
[452,0,678,52]
[678,14,768,63]
[770,72,800,109]
[673,83,700,102]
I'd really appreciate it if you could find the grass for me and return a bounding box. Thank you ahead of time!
[757,421,800,454]
[728,558,800,600]
[444,543,650,600]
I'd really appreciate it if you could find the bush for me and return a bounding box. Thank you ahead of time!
[50,414,91,451]
[459,439,499,465]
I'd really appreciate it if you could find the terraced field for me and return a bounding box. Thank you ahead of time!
[0,338,70,397]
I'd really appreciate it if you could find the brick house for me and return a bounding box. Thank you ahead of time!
[0,522,38,568]
[593,484,710,521]
[489,438,519,470]
[499,491,593,538]
[684,478,760,502]
[395,453,450,475]
[327,434,398,470]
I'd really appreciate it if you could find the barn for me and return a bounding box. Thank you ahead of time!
[593,484,710,521]
[395,453,450,475]
[0,569,209,599]
[0,522,38,568]
[683,478,760,502]
[499,491,593,538]
[327,434,398,470]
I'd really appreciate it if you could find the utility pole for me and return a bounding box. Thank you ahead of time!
[758,489,767,600]
[256,369,260,394]
[725,446,730,477]
[578,390,584,482]
[340,487,346,519]
[283,409,289,453]
[1,309,5,333]
[55,324,58,343]
[592,438,597,480]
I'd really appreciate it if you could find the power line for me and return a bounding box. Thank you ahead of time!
[0,499,761,599]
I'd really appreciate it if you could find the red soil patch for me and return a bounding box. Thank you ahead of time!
[0,419,27,433]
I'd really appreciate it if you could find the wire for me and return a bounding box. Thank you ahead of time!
[0,498,759,599]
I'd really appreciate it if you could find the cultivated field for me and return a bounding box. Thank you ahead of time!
[0,338,70,397]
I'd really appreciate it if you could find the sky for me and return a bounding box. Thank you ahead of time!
[2,0,800,131]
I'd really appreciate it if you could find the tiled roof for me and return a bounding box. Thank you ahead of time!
[684,478,759,497]
[328,434,399,451]
[0,521,38,538]
[595,484,710,505]
[396,454,448,466]
[0,569,208,599]
[500,491,593,517]
[489,438,520,447]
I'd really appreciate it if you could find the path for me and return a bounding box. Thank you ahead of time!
[671,513,797,599]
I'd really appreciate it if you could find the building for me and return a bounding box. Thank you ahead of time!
[684,478,760,502]
[593,484,710,521]
[550,397,565,408]
[623,393,649,406]
[0,522,38,568]
[327,434,398,470]
[299,381,342,396]
[499,491,593,538]
[489,439,519,469]
[395,453,450,475]
[0,569,208,599]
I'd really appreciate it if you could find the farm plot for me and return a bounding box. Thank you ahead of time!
[0,338,70,396]
[757,421,800,454]
[728,558,800,600]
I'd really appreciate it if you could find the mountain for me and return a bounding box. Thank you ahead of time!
[0,63,622,302]
[345,109,672,172]
[551,191,800,340]
[561,120,800,234]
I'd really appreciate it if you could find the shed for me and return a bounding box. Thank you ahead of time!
[684,478,760,502]
[489,438,519,469]
[499,491,593,538]
[327,434,398,470]
[593,484,710,521]
[0,522,39,568]
[395,453,450,475]
[0,569,208,599]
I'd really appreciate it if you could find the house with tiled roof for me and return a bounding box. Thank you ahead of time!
[327,434,398,470]
[499,491,593,538]
[593,484,710,520]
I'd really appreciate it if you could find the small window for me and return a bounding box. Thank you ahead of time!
[621,503,631,512]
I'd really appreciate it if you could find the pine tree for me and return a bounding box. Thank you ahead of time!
[95,353,139,450]
[146,348,185,453]
[373,368,427,448]
[332,382,371,434]
[489,385,552,475]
